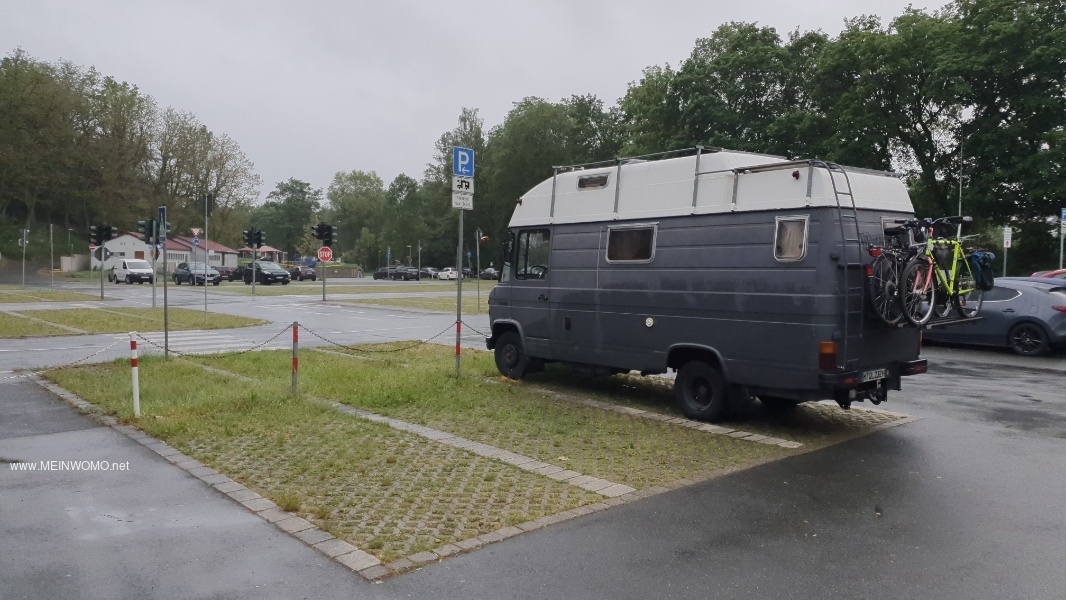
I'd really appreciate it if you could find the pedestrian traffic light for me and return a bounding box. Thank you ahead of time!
[137,219,155,244]
[160,221,172,240]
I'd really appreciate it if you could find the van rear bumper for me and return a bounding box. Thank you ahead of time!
[818,358,927,390]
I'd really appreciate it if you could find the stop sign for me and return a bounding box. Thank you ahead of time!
[317,246,333,262]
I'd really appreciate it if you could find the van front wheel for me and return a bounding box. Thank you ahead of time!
[494,331,527,379]
[674,361,729,422]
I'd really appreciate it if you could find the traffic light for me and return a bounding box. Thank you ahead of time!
[160,221,172,240]
[89,225,101,246]
[253,229,265,249]
[137,219,155,244]
[243,230,254,248]
[102,225,117,241]
[323,226,335,248]
[310,224,322,240]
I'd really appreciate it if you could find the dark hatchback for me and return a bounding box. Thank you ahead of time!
[240,261,291,285]
[373,267,397,280]
[923,278,1066,355]
[289,266,317,281]
[173,262,221,286]
[215,265,238,281]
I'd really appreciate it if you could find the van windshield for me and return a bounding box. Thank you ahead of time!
[127,260,151,269]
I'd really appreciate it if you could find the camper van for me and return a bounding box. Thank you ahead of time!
[485,147,927,421]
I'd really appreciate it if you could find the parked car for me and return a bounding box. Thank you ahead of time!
[109,259,155,284]
[420,267,439,280]
[462,267,473,278]
[241,261,291,285]
[289,265,317,281]
[479,267,499,280]
[1031,268,1066,281]
[400,267,421,281]
[437,267,459,280]
[173,262,221,286]
[214,265,239,281]
[923,278,1066,355]
[373,267,397,280]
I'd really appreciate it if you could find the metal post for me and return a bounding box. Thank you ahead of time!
[50,224,54,287]
[204,195,209,326]
[292,321,299,396]
[455,210,463,377]
[1060,213,1065,270]
[21,229,28,287]
[161,206,170,361]
[1003,247,1008,278]
[252,250,257,297]
[151,221,158,308]
[476,228,481,309]
[417,241,421,282]
[322,258,326,301]
[99,239,105,300]
[130,333,140,417]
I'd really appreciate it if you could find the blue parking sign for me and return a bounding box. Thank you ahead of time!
[453,147,474,177]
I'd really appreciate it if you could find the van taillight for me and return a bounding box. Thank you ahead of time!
[818,341,837,370]
[865,264,873,277]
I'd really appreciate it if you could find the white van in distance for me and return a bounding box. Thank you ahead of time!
[109,259,155,284]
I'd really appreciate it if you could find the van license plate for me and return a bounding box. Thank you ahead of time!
[862,368,887,382]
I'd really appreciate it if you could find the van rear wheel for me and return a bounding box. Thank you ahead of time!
[674,361,729,422]
[494,331,527,379]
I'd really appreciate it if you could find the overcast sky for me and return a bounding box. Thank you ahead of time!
[4,0,933,202]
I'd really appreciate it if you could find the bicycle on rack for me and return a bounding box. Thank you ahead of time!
[867,220,925,326]
[898,216,986,327]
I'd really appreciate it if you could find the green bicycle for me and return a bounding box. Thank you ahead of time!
[899,216,985,326]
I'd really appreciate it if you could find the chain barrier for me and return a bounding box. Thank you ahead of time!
[460,320,492,339]
[2,338,124,381]
[301,322,456,354]
[133,323,294,360]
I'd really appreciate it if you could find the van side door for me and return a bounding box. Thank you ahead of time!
[509,228,553,359]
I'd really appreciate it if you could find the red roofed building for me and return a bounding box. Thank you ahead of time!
[164,236,240,268]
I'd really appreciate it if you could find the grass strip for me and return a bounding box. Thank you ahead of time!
[344,296,490,315]
[0,311,75,337]
[43,358,601,562]
[212,282,494,296]
[197,345,787,490]
[4,307,265,337]
[0,286,101,303]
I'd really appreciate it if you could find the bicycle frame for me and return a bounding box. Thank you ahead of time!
[926,238,976,297]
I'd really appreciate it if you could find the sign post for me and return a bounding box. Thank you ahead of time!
[1003,226,1012,277]
[318,246,332,301]
[160,205,170,360]
[1060,208,1065,270]
[452,147,475,377]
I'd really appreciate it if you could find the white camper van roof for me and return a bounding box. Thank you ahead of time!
[509,148,914,227]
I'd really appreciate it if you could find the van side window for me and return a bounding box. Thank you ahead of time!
[515,229,551,280]
[606,224,656,263]
[774,216,808,262]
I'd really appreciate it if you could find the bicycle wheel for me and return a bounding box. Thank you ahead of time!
[951,262,984,318]
[868,255,903,325]
[900,258,936,326]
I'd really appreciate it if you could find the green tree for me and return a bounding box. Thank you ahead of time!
[253,179,322,256]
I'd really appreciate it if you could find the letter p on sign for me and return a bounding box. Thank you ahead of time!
[453,147,474,177]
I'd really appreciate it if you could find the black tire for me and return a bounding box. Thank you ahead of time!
[1008,322,1049,356]
[212,281,220,286]
[174,276,181,285]
[125,275,132,284]
[282,280,289,285]
[494,331,528,379]
[955,265,984,319]
[868,256,902,325]
[900,259,936,326]
[674,361,729,422]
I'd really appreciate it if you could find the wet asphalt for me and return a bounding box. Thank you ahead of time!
[1,271,1064,598]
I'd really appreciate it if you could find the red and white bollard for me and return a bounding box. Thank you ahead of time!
[130,333,140,417]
